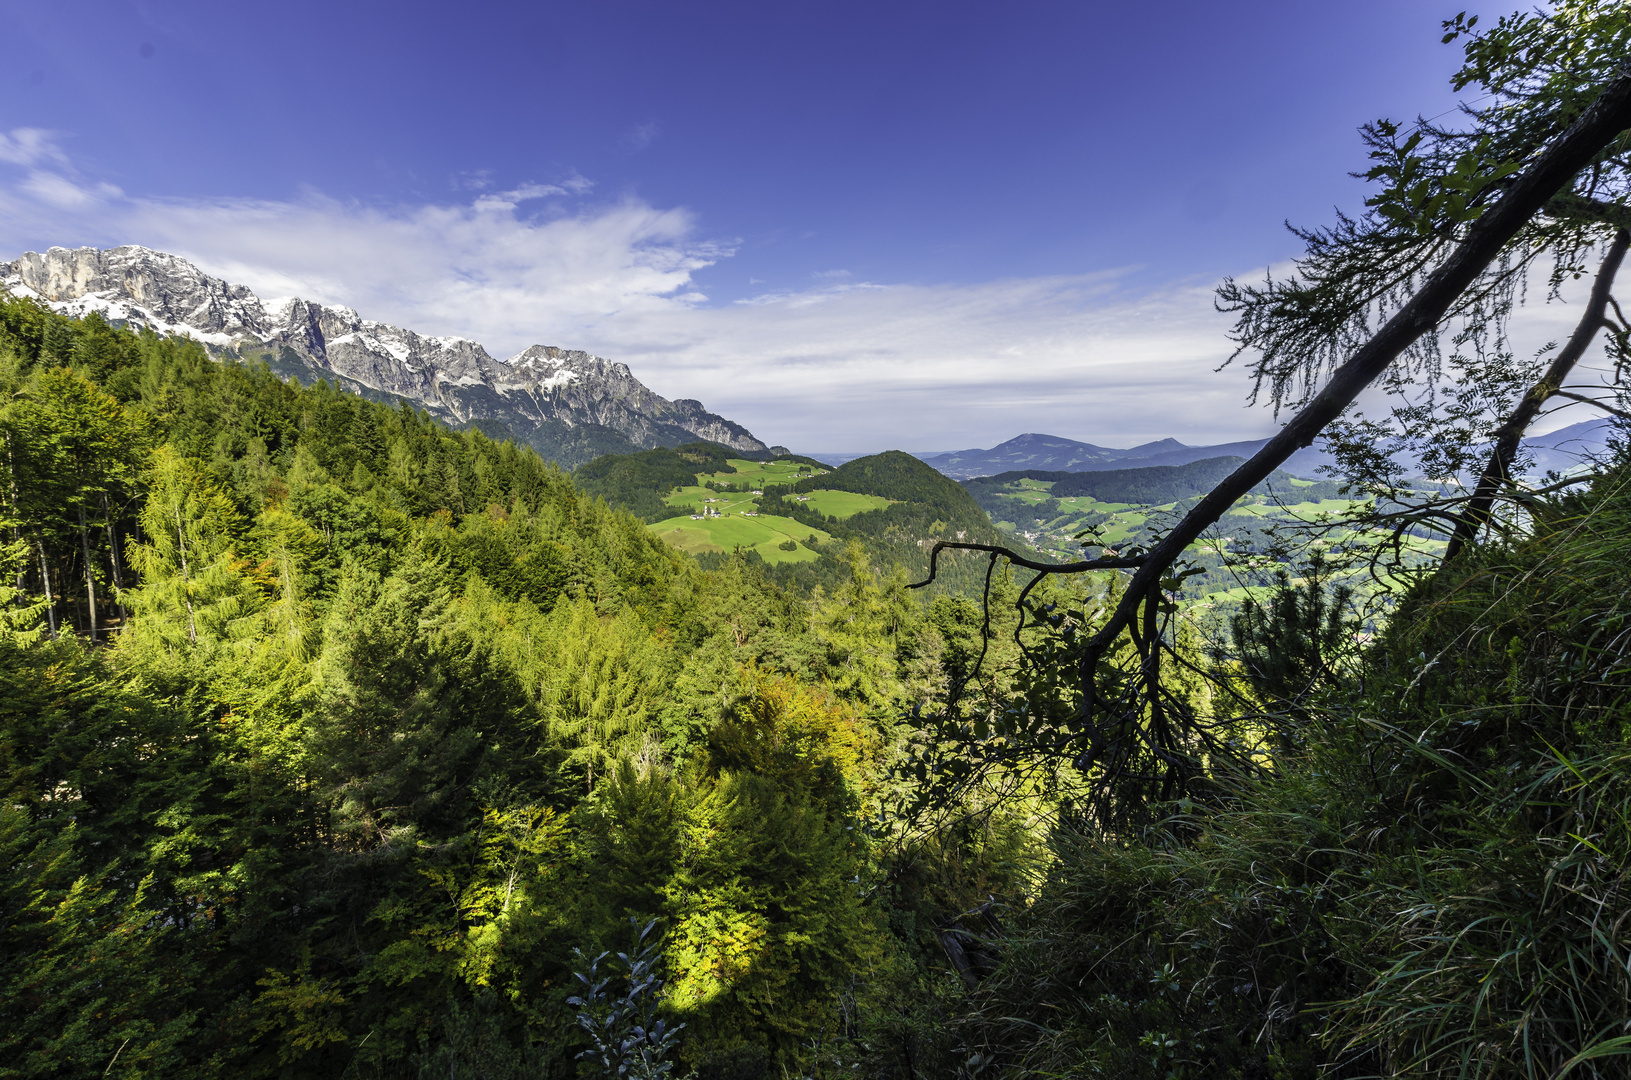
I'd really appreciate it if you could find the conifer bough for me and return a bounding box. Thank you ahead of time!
[1083,62,1631,662]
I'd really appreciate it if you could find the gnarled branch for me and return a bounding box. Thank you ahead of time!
[906,540,1145,590]
[1085,64,1631,663]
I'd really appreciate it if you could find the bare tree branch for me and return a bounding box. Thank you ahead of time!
[1444,226,1630,560]
[1547,388,1631,421]
[906,540,1145,590]
[1082,64,1631,662]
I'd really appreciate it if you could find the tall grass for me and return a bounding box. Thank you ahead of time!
[919,462,1631,1079]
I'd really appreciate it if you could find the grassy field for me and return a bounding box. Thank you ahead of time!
[1057,495,1136,512]
[663,486,752,514]
[1229,498,1368,518]
[985,475,1435,567]
[660,460,831,511]
[648,510,833,563]
[645,458,856,563]
[792,489,891,519]
[707,458,827,486]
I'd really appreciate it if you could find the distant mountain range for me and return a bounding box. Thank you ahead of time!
[913,421,1616,481]
[916,432,1336,479]
[0,245,779,469]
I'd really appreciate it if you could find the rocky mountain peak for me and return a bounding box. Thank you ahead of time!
[0,244,769,468]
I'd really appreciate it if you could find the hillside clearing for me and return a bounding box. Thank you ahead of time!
[648,510,832,563]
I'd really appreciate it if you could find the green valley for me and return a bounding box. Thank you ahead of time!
[961,457,1436,602]
[575,444,1011,593]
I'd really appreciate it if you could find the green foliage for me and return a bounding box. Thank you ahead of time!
[920,457,1631,1078]
[15,19,1630,1069]
[573,441,744,521]
[0,297,971,1078]
[568,919,685,1079]
[1223,550,1359,738]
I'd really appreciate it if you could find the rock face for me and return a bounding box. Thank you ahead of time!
[0,245,769,468]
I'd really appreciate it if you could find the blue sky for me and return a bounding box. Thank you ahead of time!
[5,0,1572,453]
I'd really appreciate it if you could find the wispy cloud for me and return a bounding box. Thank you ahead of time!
[0,127,1300,451]
[620,123,658,152]
[588,272,1257,451]
[0,128,67,168]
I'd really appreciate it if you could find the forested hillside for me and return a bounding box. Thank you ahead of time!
[573,442,827,522]
[9,291,1628,1078]
[8,260,1631,1078]
[574,442,1016,598]
[5,5,1631,1074]
[769,451,1000,545]
[963,456,1346,508]
[0,295,1038,1078]
[961,456,1380,601]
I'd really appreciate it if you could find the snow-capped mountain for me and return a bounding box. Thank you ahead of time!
[0,245,773,468]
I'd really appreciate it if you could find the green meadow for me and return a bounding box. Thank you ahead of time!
[648,510,832,562]
[646,458,886,563]
[703,457,826,487]
[789,489,891,518]
[1230,497,1368,517]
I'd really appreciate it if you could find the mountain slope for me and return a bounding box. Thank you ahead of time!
[0,244,769,469]
[781,450,997,538]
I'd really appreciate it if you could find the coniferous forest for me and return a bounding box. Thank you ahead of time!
[7,4,1631,1079]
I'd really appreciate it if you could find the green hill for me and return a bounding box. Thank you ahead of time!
[769,450,1000,544]
[572,445,1020,594]
[757,451,1011,593]
[573,442,828,522]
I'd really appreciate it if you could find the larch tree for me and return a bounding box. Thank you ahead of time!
[125,446,259,646]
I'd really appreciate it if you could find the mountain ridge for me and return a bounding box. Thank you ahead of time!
[919,421,1615,481]
[0,244,772,469]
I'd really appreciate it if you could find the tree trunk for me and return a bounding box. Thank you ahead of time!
[1443,227,1630,560]
[174,507,197,644]
[36,539,56,640]
[78,507,98,643]
[1084,64,1631,659]
[102,491,127,620]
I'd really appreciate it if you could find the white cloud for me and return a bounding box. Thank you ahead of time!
[16,134,1606,454]
[469,179,594,213]
[584,272,1258,451]
[18,170,122,209]
[0,128,67,168]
